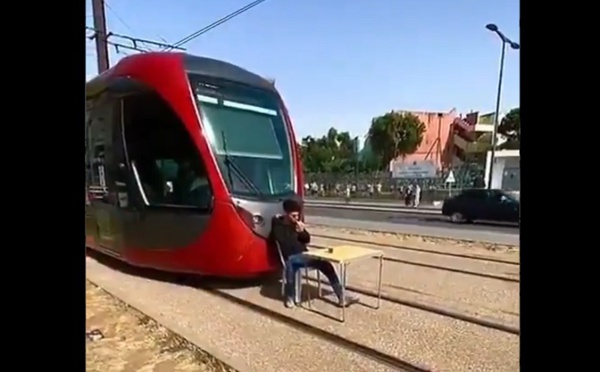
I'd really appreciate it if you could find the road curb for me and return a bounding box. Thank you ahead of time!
[86,277,257,372]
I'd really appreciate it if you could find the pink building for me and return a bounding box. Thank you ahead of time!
[451,111,498,165]
[391,109,458,170]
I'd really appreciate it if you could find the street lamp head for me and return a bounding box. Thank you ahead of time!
[509,41,520,50]
[485,23,499,32]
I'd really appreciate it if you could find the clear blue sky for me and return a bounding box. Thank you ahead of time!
[86,0,520,140]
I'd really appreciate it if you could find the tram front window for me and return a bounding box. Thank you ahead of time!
[191,77,295,199]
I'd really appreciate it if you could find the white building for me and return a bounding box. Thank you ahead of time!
[484,149,520,191]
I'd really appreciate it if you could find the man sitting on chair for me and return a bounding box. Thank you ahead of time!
[271,198,359,308]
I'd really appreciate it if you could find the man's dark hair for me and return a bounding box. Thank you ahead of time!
[283,199,303,213]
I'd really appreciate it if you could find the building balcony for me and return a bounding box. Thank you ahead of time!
[453,134,492,153]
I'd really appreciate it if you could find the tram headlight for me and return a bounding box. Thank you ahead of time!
[235,205,256,229]
[252,214,265,226]
[235,205,265,229]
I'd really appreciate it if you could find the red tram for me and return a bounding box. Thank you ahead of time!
[85,52,304,278]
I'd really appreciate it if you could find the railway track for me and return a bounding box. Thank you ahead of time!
[309,222,519,249]
[299,274,519,335]
[88,248,519,370]
[87,249,430,372]
[306,232,519,334]
[310,235,519,284]
[201,285,431,372]
[311,233,519,265]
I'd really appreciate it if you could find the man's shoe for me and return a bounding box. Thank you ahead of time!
[284,298,296,308]
[338,294,360,307]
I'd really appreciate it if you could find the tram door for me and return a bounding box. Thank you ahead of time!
[86,93,123,256]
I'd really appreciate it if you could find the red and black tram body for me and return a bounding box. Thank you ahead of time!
[85,53,304,278]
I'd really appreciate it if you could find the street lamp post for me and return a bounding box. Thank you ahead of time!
[485,23,519,189]
[354,136,360,184]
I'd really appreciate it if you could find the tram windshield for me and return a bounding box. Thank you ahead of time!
[190,76,295,199]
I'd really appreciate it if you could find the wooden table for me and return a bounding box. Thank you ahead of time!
[302,245,384,322]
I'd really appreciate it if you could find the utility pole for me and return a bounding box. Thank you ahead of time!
[354,136,360,183]
[91,0,110,73]
[485,23,519,189]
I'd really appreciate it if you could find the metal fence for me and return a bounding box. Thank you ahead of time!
[304,164,486,203]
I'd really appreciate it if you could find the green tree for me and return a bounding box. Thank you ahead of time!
[300,127,358,173]
[359,154,383,172]
[356,137,384,172]
[367,111,426,168]
[498,107,520,150]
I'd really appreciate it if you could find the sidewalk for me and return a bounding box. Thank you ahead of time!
[305,197,442,210]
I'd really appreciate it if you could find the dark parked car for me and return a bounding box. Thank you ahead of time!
[442,189,519,224]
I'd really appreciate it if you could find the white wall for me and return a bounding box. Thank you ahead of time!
[485,150,520,190]
[484,154,505,189]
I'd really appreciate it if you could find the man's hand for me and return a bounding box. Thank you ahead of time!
[295,221,306,232]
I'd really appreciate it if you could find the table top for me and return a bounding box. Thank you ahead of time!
[303,245,383,263]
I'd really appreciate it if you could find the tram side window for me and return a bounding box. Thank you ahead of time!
[122,90,212,209]
[86,101,110,200]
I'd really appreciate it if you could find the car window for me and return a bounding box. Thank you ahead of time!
[489,190,514,203]
[460,189,488,200]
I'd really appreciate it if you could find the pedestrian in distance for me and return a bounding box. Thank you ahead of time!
[414,183,421,208]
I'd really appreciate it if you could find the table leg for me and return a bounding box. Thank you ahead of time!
[340,262,346,323]
[305,267,322,309]
[317,271,321,298]
[305,267,312,308]
[376,254,383,309]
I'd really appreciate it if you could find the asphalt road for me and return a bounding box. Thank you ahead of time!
[305,206,518,234]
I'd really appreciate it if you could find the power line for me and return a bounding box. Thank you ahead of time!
[104,0,168,50]
[165,0,269,51]
[104,0,136,34]
[104,1,149,52]
[88,0,183,73]
[106,40,145,54]
[86,37,140,56]
[86,26,185,52]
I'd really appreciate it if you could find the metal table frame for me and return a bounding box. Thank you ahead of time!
[303,250,384,322]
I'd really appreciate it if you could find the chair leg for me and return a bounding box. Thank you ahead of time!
[295,270,302,304]
[281,269,286,298]
[317,271,321,298]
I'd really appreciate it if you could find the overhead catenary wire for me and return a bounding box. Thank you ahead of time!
[88,0,265,72]
[165,0,269,51]
[104,0,136,35]
[87,0,181,72]
[104,0,169,51]
[103,3,151,53]
[106,40,146,54]
[86,26,185,52]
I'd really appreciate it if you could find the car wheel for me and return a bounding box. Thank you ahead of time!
[450,212,465,223]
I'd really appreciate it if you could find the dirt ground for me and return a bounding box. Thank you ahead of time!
[86,281,236,372]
